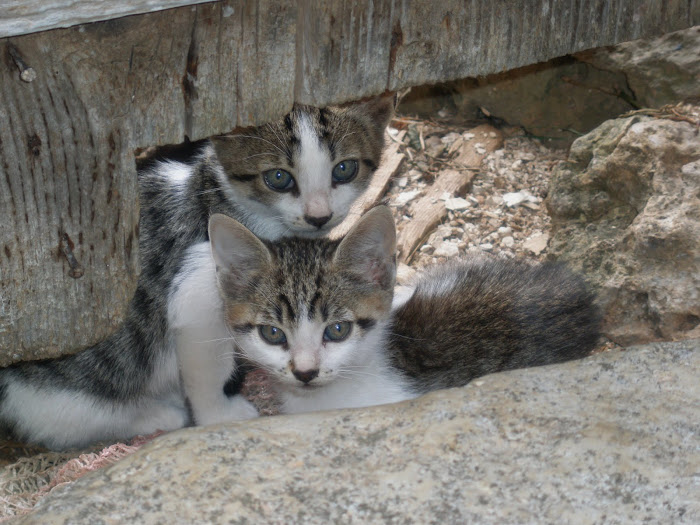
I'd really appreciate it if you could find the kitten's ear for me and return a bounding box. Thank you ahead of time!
[209,133,247,177]
[209,213,272,281]
[333,206,396,290]
[344,93,396,131]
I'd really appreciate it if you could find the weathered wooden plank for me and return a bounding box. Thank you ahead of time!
[295,0,699,105]
[0,1,296,366]
[0,36,140,365]
[295,0,394,107]
[0,0,217,38]
[178,0,297,140]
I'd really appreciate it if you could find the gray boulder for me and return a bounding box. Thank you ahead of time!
[547,108,700,345]
[19,339,700,524]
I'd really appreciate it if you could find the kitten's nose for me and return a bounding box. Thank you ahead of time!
[293,368,319,384]
[304,214,332,229]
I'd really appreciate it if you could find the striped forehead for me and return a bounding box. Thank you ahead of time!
[263,240,349,324]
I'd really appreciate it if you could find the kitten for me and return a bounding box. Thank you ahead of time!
[209,206,600,414]
[0,96,394,450]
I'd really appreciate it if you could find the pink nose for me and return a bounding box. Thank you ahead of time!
[304,194,332,220]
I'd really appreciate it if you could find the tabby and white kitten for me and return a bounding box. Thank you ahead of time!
[209,206,600,413]
[0,96,394,450]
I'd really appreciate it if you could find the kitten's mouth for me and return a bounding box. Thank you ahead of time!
[288,382,324,395]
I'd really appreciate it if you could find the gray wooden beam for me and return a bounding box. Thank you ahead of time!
[0,1,297,365]
[294,0,700,105]
[0,0,218,38]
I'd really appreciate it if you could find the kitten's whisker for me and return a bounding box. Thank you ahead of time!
[336,368,385,380]
[216,351,248,362]
[239,152,279,161]
[334,123,357,148]
[235,135,286,156]
[195,337,237,344]
[386,331,427,342]
[266,122,291,158]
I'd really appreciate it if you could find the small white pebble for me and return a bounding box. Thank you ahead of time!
[501,236,515,248]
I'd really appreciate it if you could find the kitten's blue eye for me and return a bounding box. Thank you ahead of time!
[263,169,295,192]
[332,160,358,183]
[259,325,287,345]
[323,321,352,342]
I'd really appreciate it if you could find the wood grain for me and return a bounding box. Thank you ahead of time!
[295,0,699,105]
[1,1,218,38]
[396,125,503,263]
[0,2,297,365]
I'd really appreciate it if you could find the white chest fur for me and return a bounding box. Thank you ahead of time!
[168,243,258,425]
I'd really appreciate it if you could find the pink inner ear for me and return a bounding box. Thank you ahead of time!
[366,259,392,288]
[367,260,383,285]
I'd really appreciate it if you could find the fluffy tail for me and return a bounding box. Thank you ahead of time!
[0,322,186,450]
[388,258,601,394]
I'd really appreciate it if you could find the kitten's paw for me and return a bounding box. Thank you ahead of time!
[195,395,259,426]
[132,404,189,436]
[225,395,260,420]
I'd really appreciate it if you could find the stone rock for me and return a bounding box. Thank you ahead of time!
[424,135,445,157]
[503,190,538,208]
[400,57,634,147]
[440,132,461,145]
[392,189,421,206]
[444,197,471,211]
[20,340,700,524]
[546,108,700,345]
[433,241,459,258]
[576,26,700,109]
[523,232,549,255]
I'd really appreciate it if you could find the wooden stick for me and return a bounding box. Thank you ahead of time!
[331,138,405,237]
[396,124,503,263]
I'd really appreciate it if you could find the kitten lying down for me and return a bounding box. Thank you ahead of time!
[209,206,600,414]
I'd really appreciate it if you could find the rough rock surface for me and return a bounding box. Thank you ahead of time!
[400,58,634,147]
[19,339,700,524]
[577,26,700,109]
[547,108,700,345]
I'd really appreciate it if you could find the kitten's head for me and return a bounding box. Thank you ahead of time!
[209,206,396,394]
[210,95,395,239]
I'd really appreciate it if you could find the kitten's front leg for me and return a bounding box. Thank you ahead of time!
[176,327,259,426]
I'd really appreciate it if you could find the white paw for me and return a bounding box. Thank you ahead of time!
[195,395,259,426]
[132,403,189,435]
